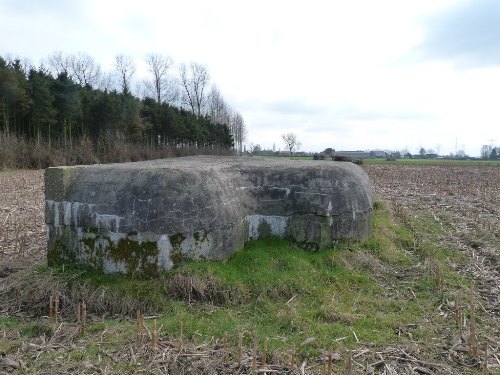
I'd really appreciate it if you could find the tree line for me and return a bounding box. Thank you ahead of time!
[0,52,247,167]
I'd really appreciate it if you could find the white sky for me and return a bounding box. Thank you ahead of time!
[1,0,500,156]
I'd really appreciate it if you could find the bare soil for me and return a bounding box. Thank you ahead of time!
[365,164,500,318]
[0,164,499,374]
[0,170,45,275]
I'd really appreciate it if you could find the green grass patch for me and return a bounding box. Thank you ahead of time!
[0,316,20,329]
[19,321,53,338]
[363,158,500,166]
[1,200,471,360]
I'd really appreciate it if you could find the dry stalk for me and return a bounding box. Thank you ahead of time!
[76,302,81,325]
[152,319,158,350]
[346,349,353,375]
[49,295,53,321]
[327,351,332,375]
[54,296,59,323]
[179,321,183,352]
[81,301,86,334]
[469,301,478,357]
[238,332,243,365]
[15,221,20,254]
[223,332,228,363]
[455,294,462,331]
[252,334,258,371]
[291,346,295,371]
[483,343,489,374]
[262,336,268,368]
[136,310,143,345]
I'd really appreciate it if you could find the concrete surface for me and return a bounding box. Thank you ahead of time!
[45,156,373,276]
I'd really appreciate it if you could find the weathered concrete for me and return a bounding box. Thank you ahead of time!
[45,156,372,276]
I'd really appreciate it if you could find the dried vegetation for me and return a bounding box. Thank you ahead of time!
[366,164,500,317]
[0,164,499,374]
[0,169,45,274]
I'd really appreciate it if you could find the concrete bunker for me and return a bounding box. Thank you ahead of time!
[45,156,373,277]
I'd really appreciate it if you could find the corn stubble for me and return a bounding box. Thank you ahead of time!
[0,164,498,374]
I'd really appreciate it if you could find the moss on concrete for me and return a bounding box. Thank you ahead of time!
[81,235,97,251]
[108,238,159,278]
[169,233,188,266]
[193,231,208,244]
[257,219,272,238]
[47,238,77,266]
[87,226,98,234]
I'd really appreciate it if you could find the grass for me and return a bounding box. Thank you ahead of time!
[1,201,469,357]
[363,158,500,166]
[2,200,488,374]
[255,155,500,167]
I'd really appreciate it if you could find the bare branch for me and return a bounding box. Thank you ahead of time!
[282,133,301,156]
[144,53,174,103]
[178,62,209,116]
[115,54,135,94]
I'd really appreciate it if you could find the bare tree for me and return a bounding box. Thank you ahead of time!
[480,145,492,159]
[115,54,135,94]
[231,112,246,154]
[282,132,301,156]
[144,53,176,103]
[68,52,101,87]
[47,51,101,87]
[98,71,116,92]
[47,51,70,77]
[246,143,261,156]
[179,62,209,117]
[207,85,227,124]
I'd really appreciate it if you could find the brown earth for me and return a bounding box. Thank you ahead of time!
[0,170,45,276]
[0,164,499,374]
[366,164,500,318]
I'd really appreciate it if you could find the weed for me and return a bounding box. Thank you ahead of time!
[19,321,53,338]
[1,195,494,374]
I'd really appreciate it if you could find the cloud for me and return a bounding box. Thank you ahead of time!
[417,0,500,68]
[332,108,437,122]
[264,98,327,115]
[0,0,84,18]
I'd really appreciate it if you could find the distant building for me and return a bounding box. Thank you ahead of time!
[323,148,335,157]
[254,150,275,156]
[370,150,386,158]
[334,151,371,160]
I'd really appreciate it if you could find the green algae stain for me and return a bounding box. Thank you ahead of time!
[169,233,186,248]
[48,226,78,267]
[169,233,188,266]
[108,238,159,278]
[47,239,73,266]
[77,235,159,278]
[87,226,99,234]
[81,235,97,250]
[257,219,272,238]
[82,236,110,270]
[193,231,206,243]
[50,222,161,277]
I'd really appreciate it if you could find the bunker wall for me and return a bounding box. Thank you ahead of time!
[45,156,372,277]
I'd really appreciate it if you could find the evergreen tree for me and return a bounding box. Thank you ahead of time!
[28,69,56,145]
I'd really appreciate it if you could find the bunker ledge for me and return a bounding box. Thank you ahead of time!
[45,156,373,277]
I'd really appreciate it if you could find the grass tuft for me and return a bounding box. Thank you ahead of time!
[0,200,476,363]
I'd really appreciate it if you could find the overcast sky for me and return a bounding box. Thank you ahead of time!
[1,0,499,156]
